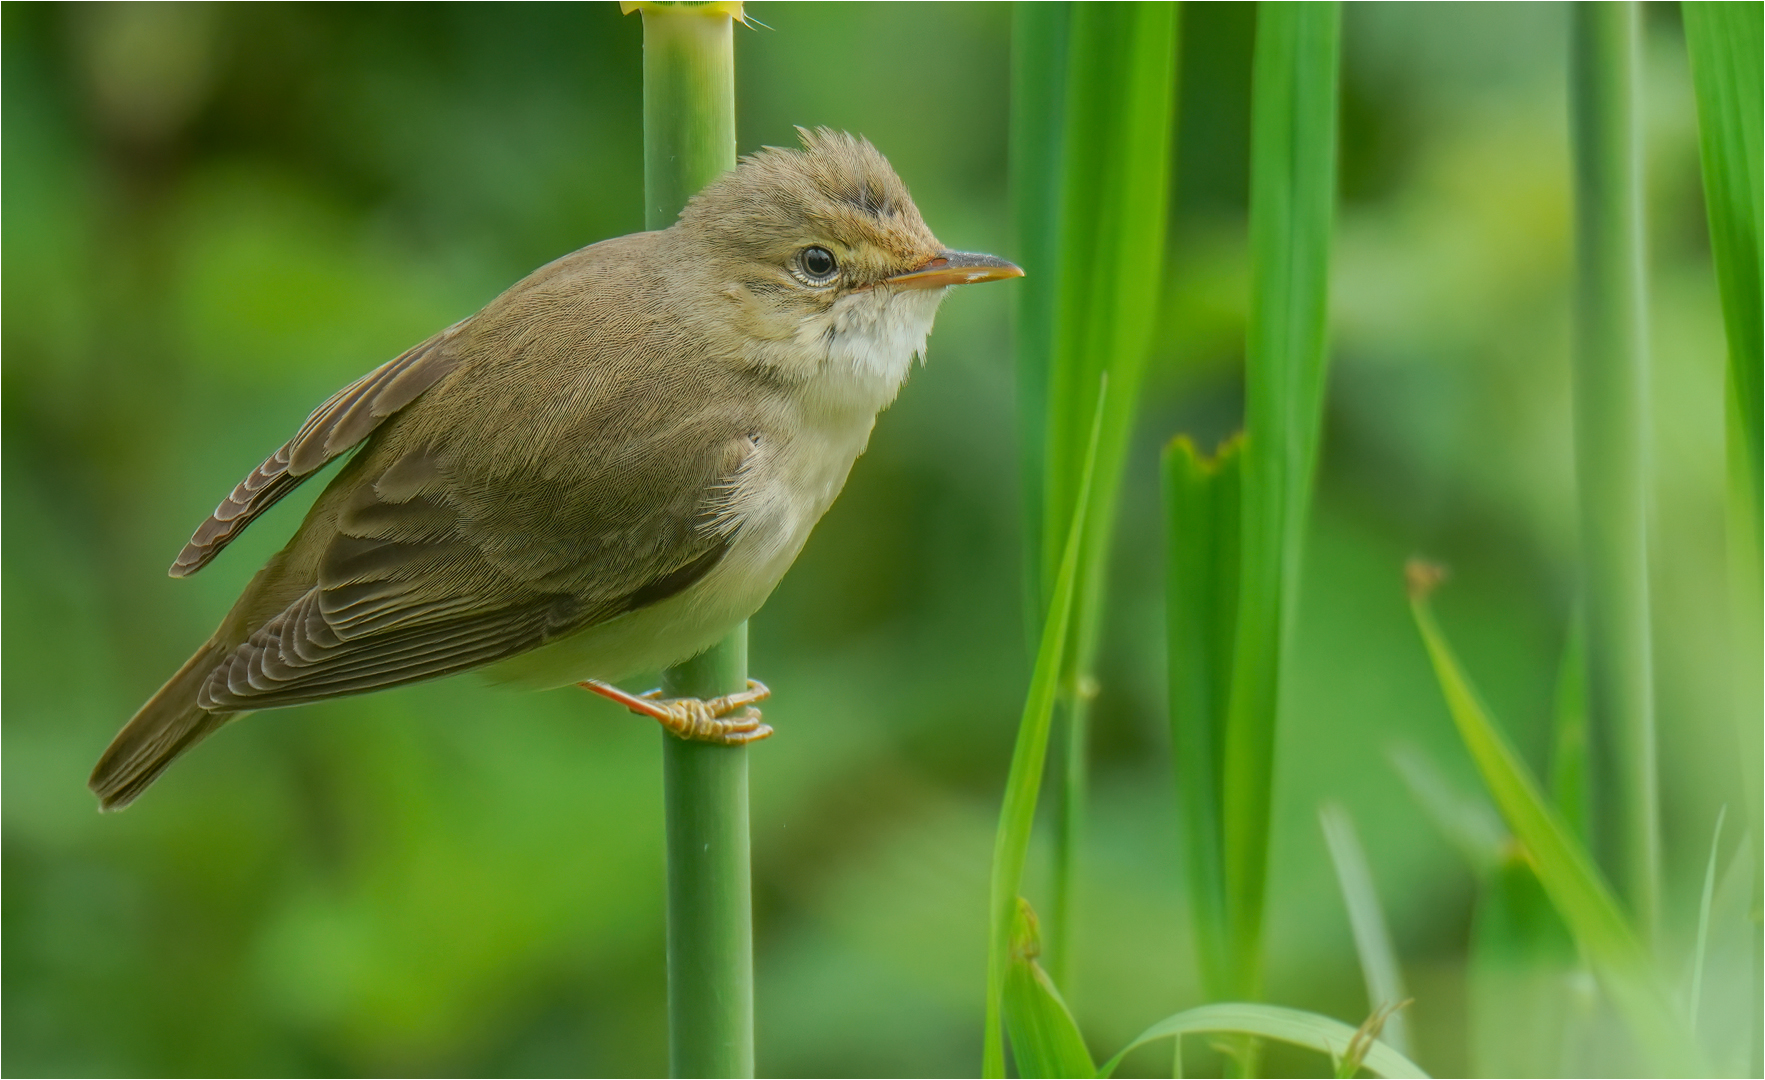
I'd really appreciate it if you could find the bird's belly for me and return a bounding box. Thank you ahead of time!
[479,434,856,692]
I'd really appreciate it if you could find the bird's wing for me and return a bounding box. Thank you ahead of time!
[195,414,754,712]
[169,325,467,578]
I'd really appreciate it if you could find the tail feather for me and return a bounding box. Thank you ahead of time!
[90,642,234,811]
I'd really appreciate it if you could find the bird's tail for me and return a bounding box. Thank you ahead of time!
[89,641,235,812]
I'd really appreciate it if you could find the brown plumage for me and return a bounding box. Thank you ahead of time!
[90,129,1021,810]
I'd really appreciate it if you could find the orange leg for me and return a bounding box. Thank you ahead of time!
[579,678,774,745]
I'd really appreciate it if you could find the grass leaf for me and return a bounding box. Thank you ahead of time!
[1004,899,1097,1079]
[1683,0,1764,941]
[1406,565,1702,1073]
[1031,1,1180,979]
[1164,434,1242,999]
[1686,805,1726,1031]
[1683,0,1763,559]
[1387,745,1507,879]
[1096,1002,1428,1079]
[1319,802,1411,1056]
[1221,0,1341,999]
[983,383,1108,1078]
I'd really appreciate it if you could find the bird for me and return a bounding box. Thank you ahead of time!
[88,128,1023,811]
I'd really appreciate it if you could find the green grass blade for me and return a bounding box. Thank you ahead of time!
[1035,0,1180,983]
[1164,434,1243,1001]
[1698,830,1760,1072]
[1683,1,1763,963]
[1096,1002,1429,1079]
[1683,1,1763,561]
[1687,805,1727,1032]
[1319,802,1412,1057]
[1222,0,1341,1000]
[984,385,1108,1078]
[1406,567,1702,1073]
[1387,745,1507,879]
[1569,0,1661,938]
[1004,899,1098,1079]
[1466,849,1580,1078]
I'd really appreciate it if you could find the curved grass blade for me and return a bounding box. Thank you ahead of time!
[1096,1002,1428,1079]
[983,383,1108,1078]
[1406,563,1702,1073]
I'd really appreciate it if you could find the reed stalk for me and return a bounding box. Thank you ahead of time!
[630,4,752,1076]
[1568,0,1660,940]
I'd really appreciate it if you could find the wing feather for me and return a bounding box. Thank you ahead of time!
[196,427,750,712]
[169,324,466,578]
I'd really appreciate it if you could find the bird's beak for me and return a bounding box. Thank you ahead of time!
[886,250,1025,290]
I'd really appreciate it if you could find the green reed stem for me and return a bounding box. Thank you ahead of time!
[1568,1,1660,941]
[635,5,751,1076]
[661,629,754,1079]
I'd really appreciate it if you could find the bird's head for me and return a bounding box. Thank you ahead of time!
[672,128,1021,390]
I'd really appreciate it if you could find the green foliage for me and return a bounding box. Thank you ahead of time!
[1162,434,1242,1001]
[1220,0,1341,1001]
[1466,850,1580,1077]
[1003,899,1096,1079]
[1683,0,1764,897]
[1096,1002,1427,1079]
[1319,802,1411,1057]
[983,387,1105,1078]
[1408,571,1702,1073]
[1683,0,1764,560]
[1011,0,1179,977]
[1568,0,1661,934]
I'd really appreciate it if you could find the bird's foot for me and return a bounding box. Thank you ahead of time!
[578,678,774,745]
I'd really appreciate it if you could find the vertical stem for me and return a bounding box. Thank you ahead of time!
[1568,1,1659,940]
[662,630,754,1079]
[633,5,750,1077]
[1224,0,1340,1006]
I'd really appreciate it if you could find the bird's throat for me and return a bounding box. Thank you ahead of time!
[824,285,948,391]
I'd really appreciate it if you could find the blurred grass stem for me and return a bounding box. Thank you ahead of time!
[633,4,753,1076]
[1568,1,1660,940]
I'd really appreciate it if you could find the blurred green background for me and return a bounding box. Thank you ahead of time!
[2,3,1740,1075]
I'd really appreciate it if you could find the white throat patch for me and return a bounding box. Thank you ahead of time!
[824,285,948,387]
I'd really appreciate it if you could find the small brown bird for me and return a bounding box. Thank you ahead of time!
[89,128,1022,810]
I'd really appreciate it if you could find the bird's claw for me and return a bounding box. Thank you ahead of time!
[579,678,774,745]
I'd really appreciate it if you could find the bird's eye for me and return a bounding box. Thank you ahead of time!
[799,246,838,282]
